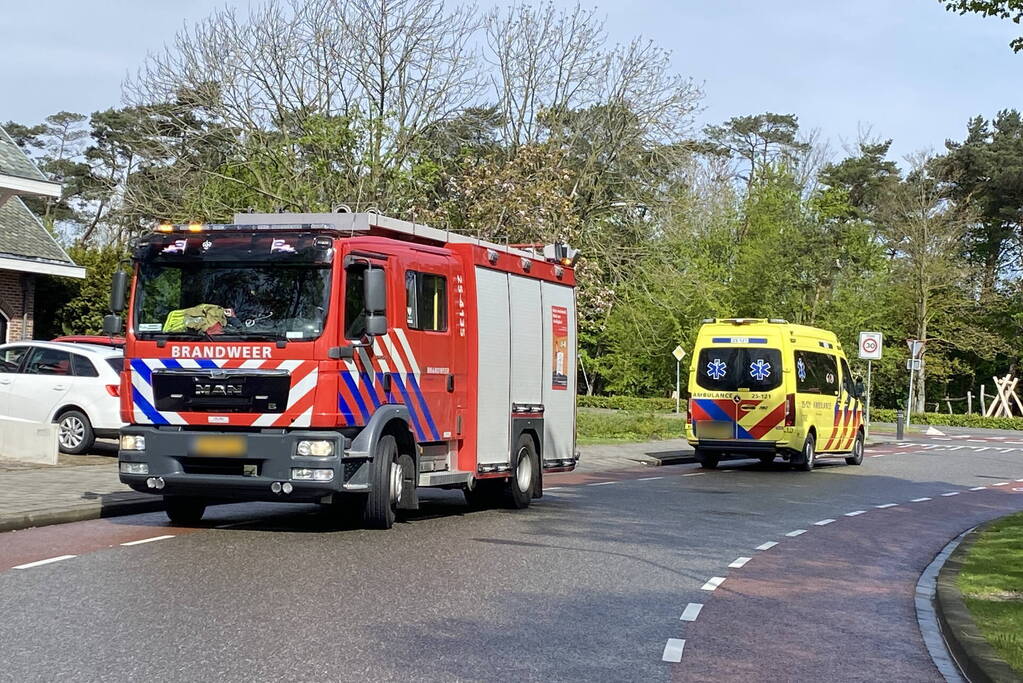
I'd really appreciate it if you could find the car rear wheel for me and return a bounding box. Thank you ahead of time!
[845,431,864,466]
[56,410,95,455]
[796,433,816,472]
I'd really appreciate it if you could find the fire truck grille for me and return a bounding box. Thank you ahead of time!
[151,369,291,414]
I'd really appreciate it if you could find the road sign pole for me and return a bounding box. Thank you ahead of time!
[866,360,872,426]
[906,363,915,429]
[675,360,680,414]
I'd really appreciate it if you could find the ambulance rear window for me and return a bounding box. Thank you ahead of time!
[696,347,782,392]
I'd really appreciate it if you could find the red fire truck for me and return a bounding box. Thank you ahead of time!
[108,212,578,529]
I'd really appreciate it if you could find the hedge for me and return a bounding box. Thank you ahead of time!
[577,395,677,412]
[871,408,1023,431]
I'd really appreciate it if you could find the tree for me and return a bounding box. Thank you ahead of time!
[875,162,976,413]
[939,0,1023,52]
[702,113,810,188]
[931,110,1023,292]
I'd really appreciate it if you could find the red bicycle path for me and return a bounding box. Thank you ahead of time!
[671,487,1023,682]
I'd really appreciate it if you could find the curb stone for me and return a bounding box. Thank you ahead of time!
[935,522,1023,683]
[0,497,165,534]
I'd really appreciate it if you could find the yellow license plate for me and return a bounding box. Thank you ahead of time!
[192,435,246,456]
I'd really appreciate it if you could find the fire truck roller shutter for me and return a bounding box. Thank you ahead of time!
[474,267,513,466]
[541,282,576,464]
[509,275,545,487]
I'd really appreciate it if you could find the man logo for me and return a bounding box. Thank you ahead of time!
[195,384,242,397]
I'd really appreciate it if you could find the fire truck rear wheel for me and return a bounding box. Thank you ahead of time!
[363,434,400,529]
[164,496,207,525]
[505,435,538,509]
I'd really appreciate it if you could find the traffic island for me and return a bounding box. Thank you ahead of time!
[935,514,1023,682]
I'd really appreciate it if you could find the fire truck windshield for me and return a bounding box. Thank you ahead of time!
[133,233,332,341]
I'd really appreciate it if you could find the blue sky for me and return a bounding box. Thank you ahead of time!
[1,0,1019,164]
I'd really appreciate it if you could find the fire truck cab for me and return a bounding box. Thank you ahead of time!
[111,212,578,528]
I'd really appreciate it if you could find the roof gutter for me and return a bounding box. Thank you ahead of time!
[0,254,85,279]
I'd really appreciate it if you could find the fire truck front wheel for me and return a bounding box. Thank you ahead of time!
[505,434,539,509]
[363,434,402,529]
[164,496,207,525]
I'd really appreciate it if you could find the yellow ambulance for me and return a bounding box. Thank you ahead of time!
[684,318,865,471]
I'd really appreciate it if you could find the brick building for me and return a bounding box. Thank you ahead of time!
[0,126,84,341]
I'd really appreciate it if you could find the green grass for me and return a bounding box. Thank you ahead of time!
[577,409,683,444]
[957,512,1023,674]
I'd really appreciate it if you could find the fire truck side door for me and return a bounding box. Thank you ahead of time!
[390,252,456,443]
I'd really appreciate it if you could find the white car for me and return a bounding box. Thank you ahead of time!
[0,341,125,454]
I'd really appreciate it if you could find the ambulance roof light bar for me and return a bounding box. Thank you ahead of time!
[706,317,789,325]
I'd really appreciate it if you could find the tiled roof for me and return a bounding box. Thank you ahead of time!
[0,196,74,264]
[0,127,47,181]
[0,126,75,265]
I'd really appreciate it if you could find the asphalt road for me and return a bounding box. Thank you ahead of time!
[2,431,1022,682]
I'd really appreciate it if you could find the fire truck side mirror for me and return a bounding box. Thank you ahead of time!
[363,267,388,336]
[365,314,387,337]
[103,314,122,336]
[109,270,128,313]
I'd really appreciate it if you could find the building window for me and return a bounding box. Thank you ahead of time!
[405,271,447,332]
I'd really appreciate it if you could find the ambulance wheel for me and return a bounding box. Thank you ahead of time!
[797,433,816,472]
[164,496,206,525]
[845,431,865,466]
[363,434,400,529]
[505,434,538,509]
[695,447,718,469]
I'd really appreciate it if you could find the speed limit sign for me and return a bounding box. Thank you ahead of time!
[858,332,882,360]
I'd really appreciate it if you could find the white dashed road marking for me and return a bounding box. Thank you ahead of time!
[662,638,686,662]
[785,529,807,537]
[814,519,835,526]
[756,541,778,551]
[12,555,76,570]
[701,577,726,591]
[120,535,175,546]
[994,482,1010,486]
[875,503,898,509]
[845,510,866,517]
[911,497,932,502]
[683,472,705,477]
[941,492,960,497]
[588,481,615,486]
[728,557,752,568]
[637,476,663,481]
[680,603,703,621]
[969,486,987,491]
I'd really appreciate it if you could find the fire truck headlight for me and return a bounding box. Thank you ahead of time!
[291,468,334,481]
[120,435,146,451]
[119,462,149,475]
[297,440,334,457]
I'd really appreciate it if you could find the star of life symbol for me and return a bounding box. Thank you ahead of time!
[706,358,727,380]
[749,358,772,381]
[796,358,807,382]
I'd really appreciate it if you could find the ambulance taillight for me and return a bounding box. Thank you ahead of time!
[686,400,693,425]
[784,394,796,427]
